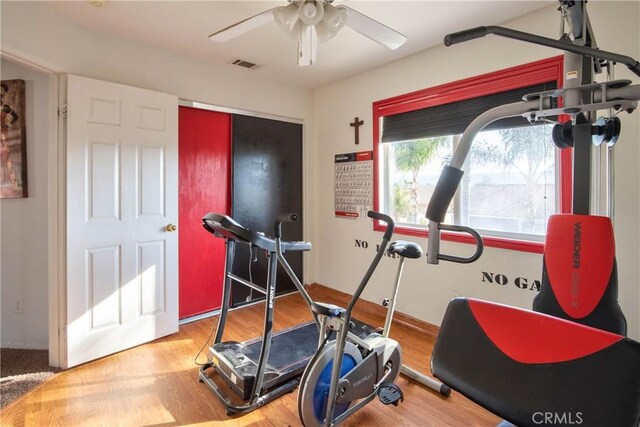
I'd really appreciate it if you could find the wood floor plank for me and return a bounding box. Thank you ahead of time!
[0,284,500,426]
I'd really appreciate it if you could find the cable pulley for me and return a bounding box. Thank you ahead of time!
[592,116,621,147]
[552,116,621,149]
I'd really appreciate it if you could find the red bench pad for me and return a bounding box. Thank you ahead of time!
[469,299,622,364]
[432,298,640,427]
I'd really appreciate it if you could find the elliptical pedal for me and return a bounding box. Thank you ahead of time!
[377,382,404,406]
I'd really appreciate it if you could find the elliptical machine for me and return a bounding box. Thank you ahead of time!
[298,212,401,427]
[277,211,443,427]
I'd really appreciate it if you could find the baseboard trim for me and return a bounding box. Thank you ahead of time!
[1,342,48,350]
[180,283,441,337]
[178,289,302,325]
[308,283,440,337]
[179,309,220,325]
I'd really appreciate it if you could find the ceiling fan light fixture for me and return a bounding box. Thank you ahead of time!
[316,4,347,41]
[285,20,303,41]
[209,0,407,66]
[273,3,299,33]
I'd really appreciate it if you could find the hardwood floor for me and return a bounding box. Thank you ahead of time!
[1,284,500,426]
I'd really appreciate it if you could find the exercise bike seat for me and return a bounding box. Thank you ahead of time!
[432,297,640,427]
[389,241,423,259]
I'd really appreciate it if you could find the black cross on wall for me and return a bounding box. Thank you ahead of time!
[350,117,364,145]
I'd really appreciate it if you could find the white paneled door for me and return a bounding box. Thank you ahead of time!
[65,75,178,368]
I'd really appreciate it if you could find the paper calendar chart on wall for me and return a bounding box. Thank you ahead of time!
[335,151,373,219]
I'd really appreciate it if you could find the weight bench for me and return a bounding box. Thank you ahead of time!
[431,214,640,427]
[432,298,640,427]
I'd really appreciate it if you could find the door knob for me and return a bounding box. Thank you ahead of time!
[166,223,177,232]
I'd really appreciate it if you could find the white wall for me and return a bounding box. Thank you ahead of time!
[2,1,638,343]
[312,1,640,339]
[0,60,52,349]
[0,2,317,346]
[0,2,315,230]
[0,2,313,121]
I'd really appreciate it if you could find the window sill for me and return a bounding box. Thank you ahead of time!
[373,222,544,254]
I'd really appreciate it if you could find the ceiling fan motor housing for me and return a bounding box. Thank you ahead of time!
[299,1,324,26]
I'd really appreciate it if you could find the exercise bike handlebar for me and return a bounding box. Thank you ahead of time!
[367,210,395,241]
[274,212,298,239]
[444,25,640,78]
[344,211,395,315]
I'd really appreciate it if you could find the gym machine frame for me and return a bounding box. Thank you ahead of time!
[427,2,640,263]
[423,2,640,425]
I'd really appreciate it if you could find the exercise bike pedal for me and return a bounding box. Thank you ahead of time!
[377,382,404,406]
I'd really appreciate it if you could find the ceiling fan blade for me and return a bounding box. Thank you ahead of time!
[341,5,407,50]
[298,24,318,66]
[209,7,279,42]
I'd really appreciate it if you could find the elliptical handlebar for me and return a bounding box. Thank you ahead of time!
[274,210,395,320]
[368,210,395,241]
[274,212,298,239]
[344,211,395,315]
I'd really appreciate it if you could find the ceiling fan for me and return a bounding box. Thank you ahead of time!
[209,0,407,66]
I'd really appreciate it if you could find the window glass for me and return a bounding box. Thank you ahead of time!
[382,124,557,241]
[374,57,566,251]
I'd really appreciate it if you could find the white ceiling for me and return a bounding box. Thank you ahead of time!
[45,1,553,89]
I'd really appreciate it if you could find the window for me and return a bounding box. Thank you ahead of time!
[373,57,569,253]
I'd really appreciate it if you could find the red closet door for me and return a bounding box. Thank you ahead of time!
[178,107,231,318]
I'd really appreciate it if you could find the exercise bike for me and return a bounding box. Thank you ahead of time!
[277,211,442,426]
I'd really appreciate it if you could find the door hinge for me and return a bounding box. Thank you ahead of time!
[59,104,68,118]
[58,325,67,337]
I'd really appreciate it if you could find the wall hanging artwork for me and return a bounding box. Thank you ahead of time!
[1,79,28,198]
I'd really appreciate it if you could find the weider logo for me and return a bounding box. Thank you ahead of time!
[571,222,582,309]
[532,411,583,425]
[572,222,582,268]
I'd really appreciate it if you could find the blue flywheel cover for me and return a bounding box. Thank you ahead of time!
[313,355,358,421]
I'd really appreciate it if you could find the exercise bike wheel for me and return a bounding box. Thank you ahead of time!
[298,341,363,427]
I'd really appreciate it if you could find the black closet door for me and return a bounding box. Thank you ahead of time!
[231,114,303,306]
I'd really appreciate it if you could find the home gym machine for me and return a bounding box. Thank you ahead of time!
[198,212,319,415]
[283,211,449,427]
[423,1,640,426]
